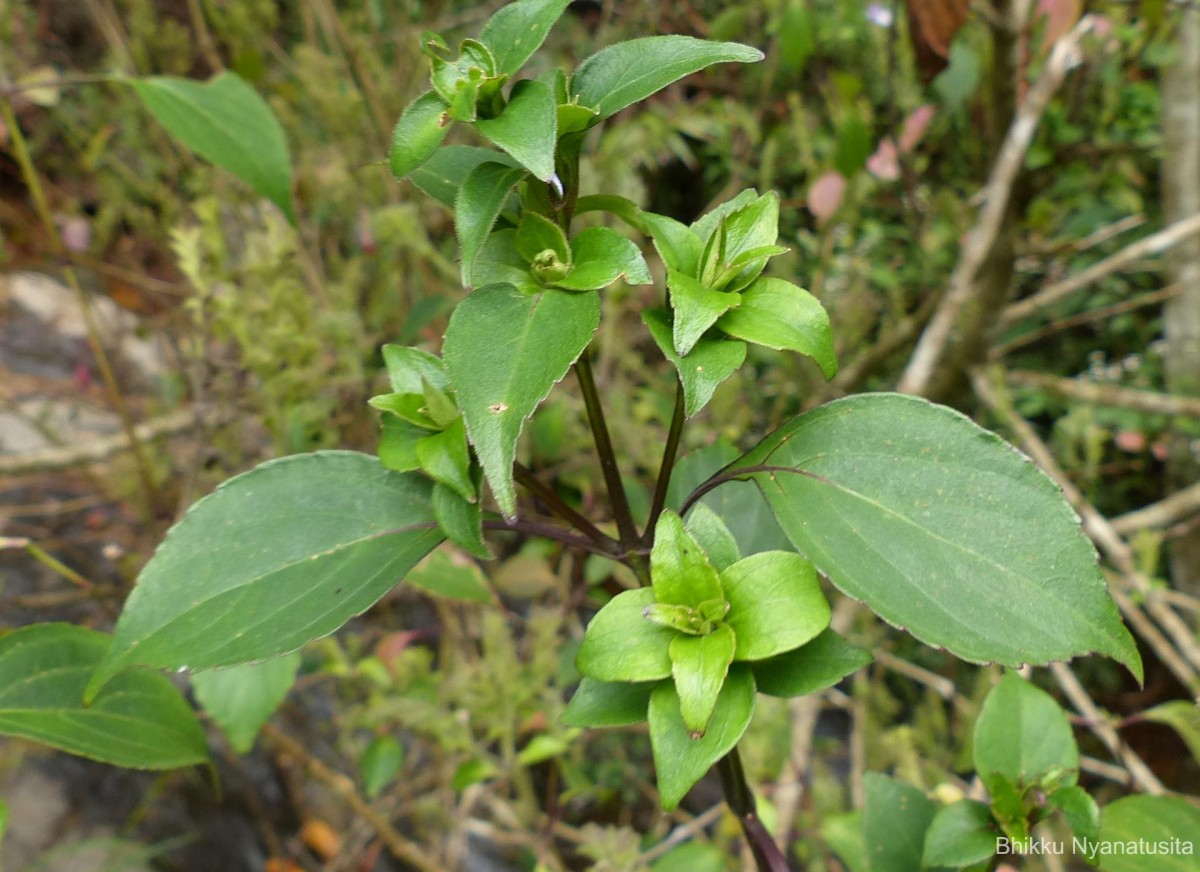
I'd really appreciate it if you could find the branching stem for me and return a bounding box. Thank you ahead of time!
[574,353,641,551]
[680,465,827,517]
[513,462,619,552]
[717,750,794,871]
[643,380,686,546]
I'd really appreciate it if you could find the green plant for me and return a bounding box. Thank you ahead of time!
[0,1,1149,868]
[851,673,1200,872]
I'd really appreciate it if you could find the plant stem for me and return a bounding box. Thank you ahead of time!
[513,462,620,553]
[574,353,640,550]
[717,749,793,871]
[679,465,829,517]
[643,380,685,545]
[482,518,612,558]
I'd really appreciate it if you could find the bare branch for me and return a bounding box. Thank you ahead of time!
[1050,662,1166,795]
[898,16,1094,395]
[992,283,1181,357]
[1006,369,1200,417]
[1002,212,1200,326]
[1112,480,1200,535]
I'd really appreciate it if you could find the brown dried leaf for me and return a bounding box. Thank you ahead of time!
[905,0,969,81]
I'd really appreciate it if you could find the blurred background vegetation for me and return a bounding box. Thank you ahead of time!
[1,1,1198,870]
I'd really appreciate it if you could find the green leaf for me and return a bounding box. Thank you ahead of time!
[669,624,736,735]
[559,101,600,134]
[416,419,474,502]
[452,757,497,792]
[644,602,712,635]
[561,677,654,727]
[863,773,938,872]
[577,588,674,682]
[750,628,872,698]
[684,503,740,572]
[722,551,830,661]
[431,483,491,560]
[1048,785,1099,843]
[668,269,740,357]
[717,277,837,378]
[922,799,997,868]
[475,79,557,181]
[389,90,451,180]
[575,194,649,233]
[191,652,301,753]
[370,392,438,429]
[651,842,727,872]
[711,244,789,294]
[833,110,871,177]
[430,39,498,122]
[554,226,651,291]
[1139,700,1200,768]
[443,284,600,518]
[642,211,703,276]
[643,308,746,418]
[711,192,781,292]
[986,773,1029,842]
[821,812,869,872]
[421,379,460,428]
[516,211,571,265]
[1094,796,1200,871]
[473,227,543,292]
[650,510,725,609]
[478,0,572,75]
[406,545,493,603]
[129,72,295,223]
[690,189,758,245]
[378,413,425,472]
[456,163,529,286]
[409,145,515,208]
[87,452,443,699]
[0,624,207,769]
[648,664,755,810]
[736,394,1142,679]
[517,732,574,765]
[571,37,763,121]
[360,735,405,799]
[382,345,449,394]
[974,672,1078,787]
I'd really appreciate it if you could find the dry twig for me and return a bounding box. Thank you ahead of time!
[1005,369,1200,418]
[1002,212,1200,326]
[898,17,1094,395]
[1112,480,1200,536]
[261,724,444,872]
[1050,662,1165,794]
[991,284,1181,357]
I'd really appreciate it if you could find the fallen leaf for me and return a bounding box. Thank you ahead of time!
[905,0,969,81]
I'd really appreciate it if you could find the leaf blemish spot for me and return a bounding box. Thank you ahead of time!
[489,403,508,413]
